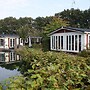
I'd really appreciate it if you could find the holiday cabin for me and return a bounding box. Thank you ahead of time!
[0,34,23,50]
[49,27,90,53]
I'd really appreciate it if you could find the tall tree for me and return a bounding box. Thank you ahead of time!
[17,25,32,45]
[44,16,68,34]
[0,17,18,34]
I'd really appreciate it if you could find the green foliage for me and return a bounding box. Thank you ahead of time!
[44,16,68,34]
[32,44,42,49]
[42,36,50,51]
[0,83,3,90]
[55,8,90,28]
[79,50,90,57]
[17,25,31,40]
[5,47,90,90]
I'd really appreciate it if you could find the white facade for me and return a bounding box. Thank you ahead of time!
[50,27,90,53]
[0,34,23,49]
[25,36,42,47]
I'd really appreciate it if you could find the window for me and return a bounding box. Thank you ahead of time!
[56,36,58,49]
[69,36,71,50]
[13,39,15,47]
[58,36,60,49]
[0,54,5,61]
[10,52,16,61]
[52,36,54,49]
[66,36,68,50]
[75,35,77,51]
[10,39,15,48]
[79,35,81,51]
[89,36,90,48]
[10,39,12,47]
[53,36,55,49]
[61,36,63,49]
[0,39,4,46]
[72,35,74,50]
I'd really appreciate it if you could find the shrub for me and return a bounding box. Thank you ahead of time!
[42,36,50,51]
[79,50,90,57]
[6,48,90,90]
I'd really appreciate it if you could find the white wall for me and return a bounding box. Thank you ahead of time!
[50,32,84,52]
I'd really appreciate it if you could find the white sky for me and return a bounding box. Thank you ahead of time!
[0,0,90,19]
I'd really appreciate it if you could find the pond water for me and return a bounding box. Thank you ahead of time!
[0,67,20,82]
[0,51,21,82]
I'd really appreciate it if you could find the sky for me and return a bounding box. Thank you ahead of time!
[0,0,90,19]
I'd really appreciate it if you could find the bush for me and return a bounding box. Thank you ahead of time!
[6,48,90,90]
[42,36,50,51]
[79,50,90,57]
[0,83,3,90]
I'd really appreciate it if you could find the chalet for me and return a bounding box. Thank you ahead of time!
[0,34,23,50]
[25,36,42,47]
[49,27,90,53]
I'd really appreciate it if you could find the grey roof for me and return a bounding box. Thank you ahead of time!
[49,27,90,35]
[0,34,19,38]
[66,27,90,32]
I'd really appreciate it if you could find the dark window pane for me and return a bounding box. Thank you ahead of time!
[61,36,63,49]
[75,35,77,51]
[69,36,71,50]
[79,35,81,51]
[66,36,68,50]
[72,35,74,50]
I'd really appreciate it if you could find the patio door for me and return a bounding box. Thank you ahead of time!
[51,36,63,50]
[66,35,81,52]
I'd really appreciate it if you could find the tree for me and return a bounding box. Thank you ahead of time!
[55,8,90,29]
[44,16,68,34]
[17,25,32,45]
[0,17,18,34]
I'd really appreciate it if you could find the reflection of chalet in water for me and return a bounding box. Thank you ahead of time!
[0,52,20,62]
[0,34,23,50]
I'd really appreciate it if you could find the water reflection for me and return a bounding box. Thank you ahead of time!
[0,51,21,82]
[0,51,20,63]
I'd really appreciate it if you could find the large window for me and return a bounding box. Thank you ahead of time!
[10,39,15,48]
[0,39,4,46]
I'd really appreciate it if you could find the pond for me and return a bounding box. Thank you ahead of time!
[0,51,21,82]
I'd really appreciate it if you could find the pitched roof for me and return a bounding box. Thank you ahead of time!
[49,27,90,35]
[0,34,19,38]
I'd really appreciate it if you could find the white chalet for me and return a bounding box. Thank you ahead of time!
[0,34,23,50]
[49,27,90,53]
